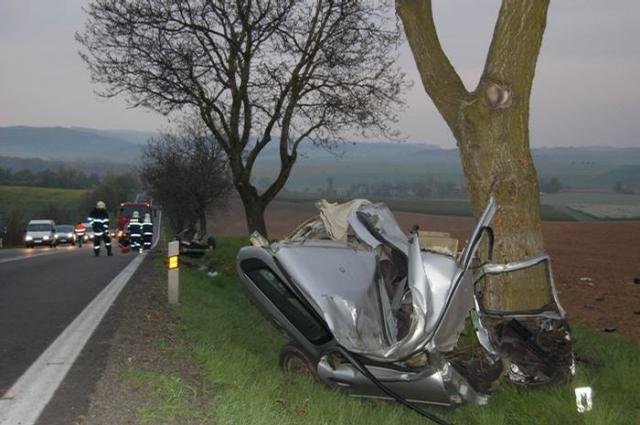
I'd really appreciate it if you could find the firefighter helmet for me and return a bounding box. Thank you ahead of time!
[133,210,140,219]
[96,201,106,209]
[144,213,151,223]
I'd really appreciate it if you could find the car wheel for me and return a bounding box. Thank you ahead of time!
[279,341,318,381]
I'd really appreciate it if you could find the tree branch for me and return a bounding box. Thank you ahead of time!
[481,0,550,99]
[396,0,468,129]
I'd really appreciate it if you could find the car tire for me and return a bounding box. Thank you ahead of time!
[279,341,318,381]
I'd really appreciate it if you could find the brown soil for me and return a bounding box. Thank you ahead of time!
[211,198,640,341]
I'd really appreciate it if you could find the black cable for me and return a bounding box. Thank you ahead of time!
[337,347,454,425]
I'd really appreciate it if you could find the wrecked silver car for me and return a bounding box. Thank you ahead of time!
[236,197,571,420]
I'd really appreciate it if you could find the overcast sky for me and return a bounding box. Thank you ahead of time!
[1,0,638,148]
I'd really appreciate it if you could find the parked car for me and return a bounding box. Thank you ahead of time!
[236,197,570,418]
[54,224,76,245]
[25,219,57,248]
[82,222,95,241]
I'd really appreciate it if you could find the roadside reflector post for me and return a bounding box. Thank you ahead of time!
[168,240,180,304]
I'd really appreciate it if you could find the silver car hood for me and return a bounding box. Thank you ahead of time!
[26,231,53,238]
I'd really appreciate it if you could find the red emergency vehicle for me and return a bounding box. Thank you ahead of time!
[116,201,153,253]
[117,201,153,233]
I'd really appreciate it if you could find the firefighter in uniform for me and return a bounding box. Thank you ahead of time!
[142,212,153,251]
[128,211,142,253]
[74,221,86,248]
[89,201,112,256]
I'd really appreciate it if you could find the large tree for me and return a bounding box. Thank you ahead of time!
[77,0,407,237]
[397,0,572,384]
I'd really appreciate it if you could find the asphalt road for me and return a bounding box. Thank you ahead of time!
[0,245,75,263]
[0,245,138,396]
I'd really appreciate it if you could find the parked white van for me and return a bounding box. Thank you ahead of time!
[25,219,57,248]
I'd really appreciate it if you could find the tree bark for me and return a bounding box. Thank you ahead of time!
[236,180,268,237]
[199,212,207,238]
[398,0,573,386]
[244,199,267,238]
[397,0,552,312]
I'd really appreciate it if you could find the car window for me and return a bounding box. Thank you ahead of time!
[247,268,331,345]
[57,225,73,232]
[27,224,52,231]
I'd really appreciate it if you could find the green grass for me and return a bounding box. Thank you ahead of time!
[137,237,640,424]
[0,185,86,217]
[124,367,215,424]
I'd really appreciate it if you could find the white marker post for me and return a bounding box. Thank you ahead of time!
[168,240,179,304]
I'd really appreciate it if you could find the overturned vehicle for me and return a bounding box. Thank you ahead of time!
[236,198,572,418]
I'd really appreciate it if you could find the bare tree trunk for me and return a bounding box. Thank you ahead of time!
[398,0,552,312]
[236,180,268,237]
[243,198,267,238]
[398,0,572,385]
[457,95,550,311]
[199,212,207,238]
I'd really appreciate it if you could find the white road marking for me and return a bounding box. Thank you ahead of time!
[0,252,145,425]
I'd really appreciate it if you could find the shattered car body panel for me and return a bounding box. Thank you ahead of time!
[236,197,569,408]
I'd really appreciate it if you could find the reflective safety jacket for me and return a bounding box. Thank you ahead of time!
[127,218,142,238]
[142,220,153,237]
[89,208,110,235]
[74,223,86,235]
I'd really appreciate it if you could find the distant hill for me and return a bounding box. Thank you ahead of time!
[70,127,157,145]
[1,126,639,192]
[0,155,133,176]
[0,126,142,162]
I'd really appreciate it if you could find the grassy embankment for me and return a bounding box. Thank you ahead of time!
[0,185,86,218]
[0,185,88,246]
[129,237,640,424]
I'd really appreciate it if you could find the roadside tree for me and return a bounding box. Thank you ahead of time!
[141,119,232,235]
[77,0,408,237]
[79,172,140,218]
[397,0,572,383]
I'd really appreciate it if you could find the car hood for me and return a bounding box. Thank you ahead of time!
[27,231,53,238]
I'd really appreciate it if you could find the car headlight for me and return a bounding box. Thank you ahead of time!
[67,233,73,238]
[25,235,33,241]
[55,234,60,239]
[43,235,50,240]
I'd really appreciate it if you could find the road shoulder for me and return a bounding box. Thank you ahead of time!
[36,253,208,425]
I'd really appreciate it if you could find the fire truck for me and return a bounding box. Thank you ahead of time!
[116,201,153,252]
